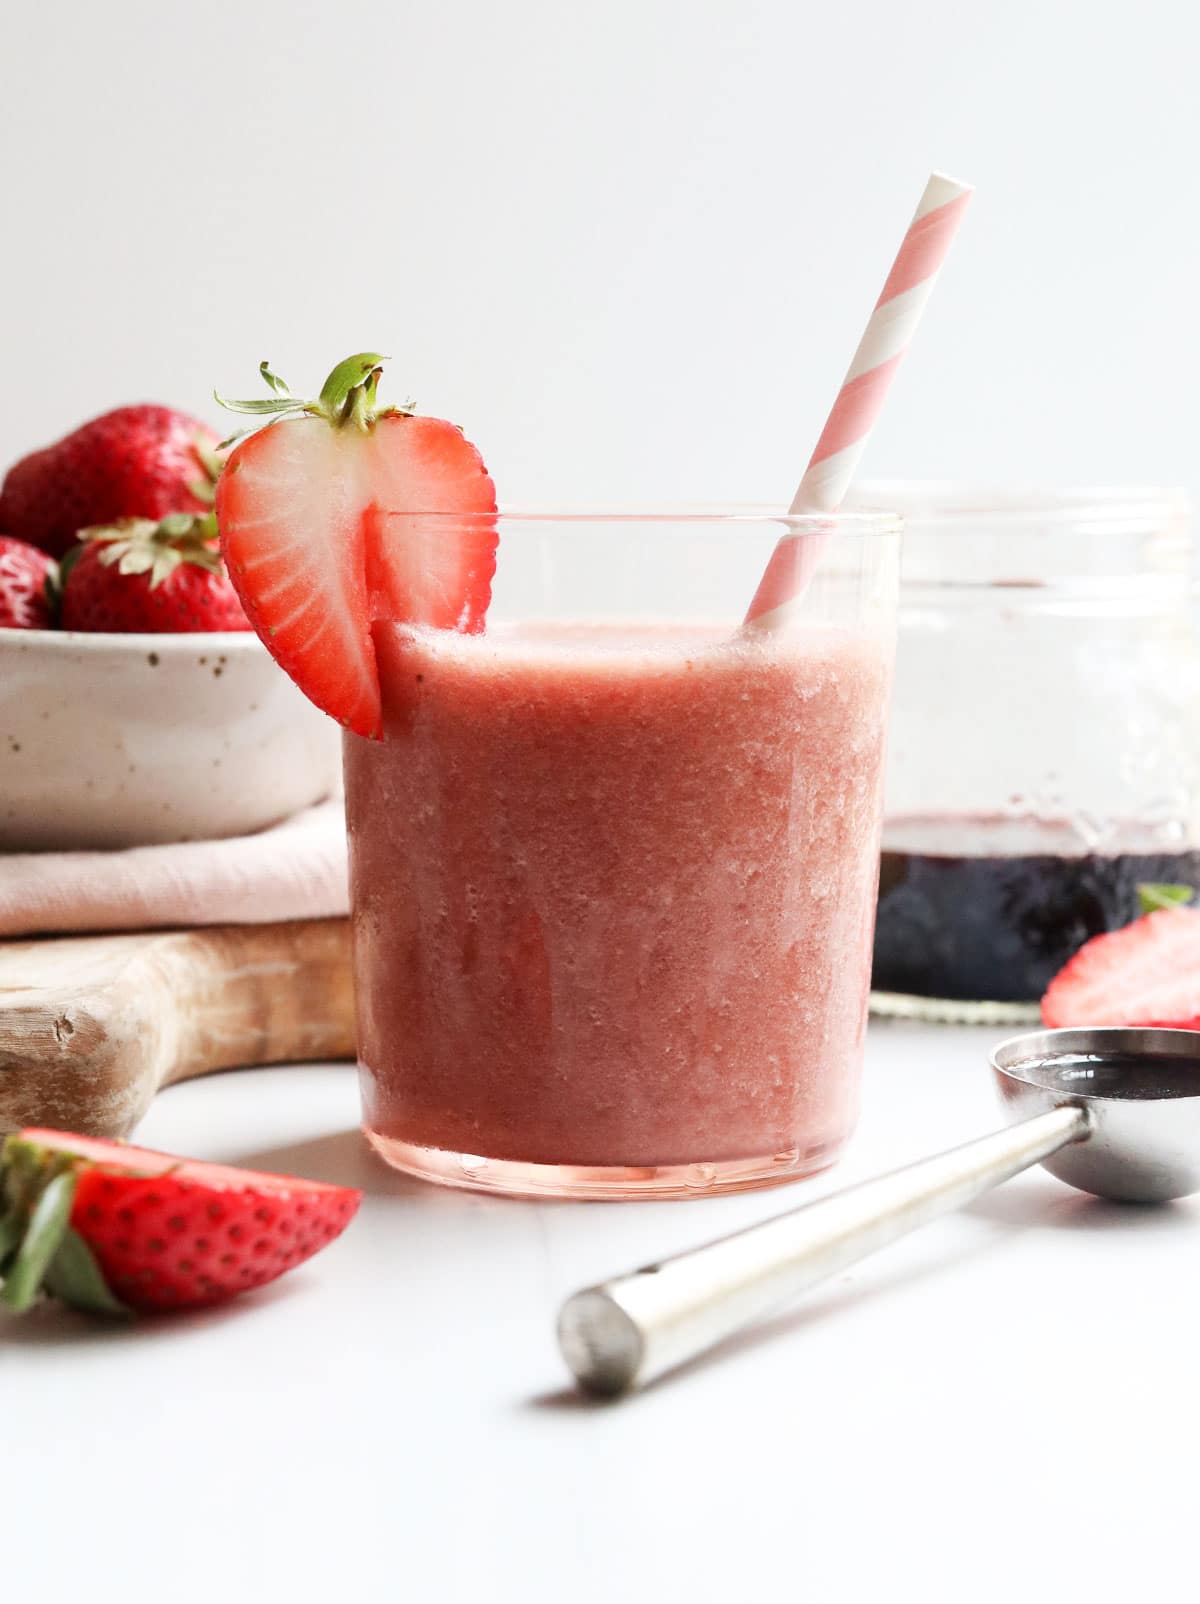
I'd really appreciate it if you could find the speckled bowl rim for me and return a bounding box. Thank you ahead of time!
[0,627,268,655]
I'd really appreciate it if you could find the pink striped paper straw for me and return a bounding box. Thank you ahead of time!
[744,171,973,629]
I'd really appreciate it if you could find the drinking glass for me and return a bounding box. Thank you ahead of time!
[344,509,901,1198]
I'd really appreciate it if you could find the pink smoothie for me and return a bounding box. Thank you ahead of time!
[344,619,890,1186]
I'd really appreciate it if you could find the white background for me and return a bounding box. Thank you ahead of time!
[3,0,1198,505]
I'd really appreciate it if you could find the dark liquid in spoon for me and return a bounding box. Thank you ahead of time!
[1019,1053,1200,1101]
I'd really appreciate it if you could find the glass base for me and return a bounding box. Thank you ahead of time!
[870,989,1042,1027]
[365,1129,844,1201]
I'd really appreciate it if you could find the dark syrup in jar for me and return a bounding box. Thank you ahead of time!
[872,815,1200,1004]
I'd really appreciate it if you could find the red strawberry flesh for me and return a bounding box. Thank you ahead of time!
[17,1128,334,1188]
[361,416,498,631]
[1041,908,1200,1030]
[3,1129,361,1314]
[0,536,56,629]
[215,358,496,738]
[219,420,379,735]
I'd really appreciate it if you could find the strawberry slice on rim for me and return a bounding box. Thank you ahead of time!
[215,354,496,738]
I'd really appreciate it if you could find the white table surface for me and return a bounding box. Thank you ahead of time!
[4,1020,1196,1603]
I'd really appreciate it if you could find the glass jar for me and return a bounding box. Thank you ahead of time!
[852,485,1198,1021]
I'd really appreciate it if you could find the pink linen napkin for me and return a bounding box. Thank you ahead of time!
[0,801,350,938]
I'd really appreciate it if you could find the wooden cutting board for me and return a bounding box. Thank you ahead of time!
[0,919,356,1139]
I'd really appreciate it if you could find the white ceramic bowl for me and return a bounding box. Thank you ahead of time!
[0,628,343,851]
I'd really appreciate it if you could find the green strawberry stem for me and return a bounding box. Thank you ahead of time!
[214,352,414,450]
[70,512,223,591]
[42,1226,131,1316]
[188,437,225,506]
[0,1136,130,1317]
[1,1170,76,1313]
[40,558,64,624]
[318,354,388,425]
[1137,883,1195,916]
[0,1209,21,1261]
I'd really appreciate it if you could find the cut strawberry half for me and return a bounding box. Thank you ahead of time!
[215,355,496,738]
[1041,907,1200,1030]
[0,1128,361,1317]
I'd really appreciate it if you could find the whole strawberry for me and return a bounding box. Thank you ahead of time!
[0,535,57,629]
[0,1128,361,1316]
[60,513,251,633]
[0,405,220,559]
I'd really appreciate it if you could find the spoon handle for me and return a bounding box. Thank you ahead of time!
[558,1103,1090,1396]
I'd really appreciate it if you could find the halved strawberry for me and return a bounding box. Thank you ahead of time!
[0,1127,361,1317]
[1041,907,1200,1030]
[215,355,496,738]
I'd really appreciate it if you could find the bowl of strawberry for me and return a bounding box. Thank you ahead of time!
[0,404,340,851]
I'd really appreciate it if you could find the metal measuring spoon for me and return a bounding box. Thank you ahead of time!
[558,1027,1200,1397]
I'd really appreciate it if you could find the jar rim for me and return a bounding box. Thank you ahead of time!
[849,481,1190,538]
